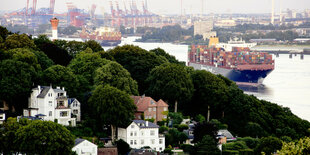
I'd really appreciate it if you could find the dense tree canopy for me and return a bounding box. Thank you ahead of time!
[189,70,229,119]
[106,45,168,94]
[150,48,184,65]
[15,120,74,154]
[254,136,282,155]
[277,137,310,155]
[195,135,221,155]
[68,49,109,86]
[88,85,136,141]
[94,61,139,95]
[146,63,194,112]
[0,60,37,112]
[4,34,36,50]
[42,65,80,97]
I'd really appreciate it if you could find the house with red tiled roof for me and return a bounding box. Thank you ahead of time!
[131,95,168,123]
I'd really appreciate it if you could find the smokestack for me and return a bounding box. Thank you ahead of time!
[271,0,275,24]
[50,17,59,40]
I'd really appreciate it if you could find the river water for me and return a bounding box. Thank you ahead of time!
[104,37,310,121]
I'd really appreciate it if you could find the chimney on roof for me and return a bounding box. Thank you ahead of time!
[62,87,65,91]
[38,85,41,92]
[146,121,148,126]
[56,86,60,89]
[142,94,145,98]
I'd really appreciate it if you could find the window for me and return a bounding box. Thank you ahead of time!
[159,147,162,151]
[134,131,137,136]
[141,131,144,136]
[148,108,152,112]
[150,130,155,136]
[49,101,52,106]
[150,100,155,105]
[57,101,64,107]
[134,140,137,145]
[159,139,163,144]
[153,107,156,111]
[60,111,68,117]
[130,132,133,136]
[131,125,135,128]
[163,115,167,119]
[73,109,78,114]
[49,111,52,116]
[141,139,144,145]
[130,140,133,145]
[164,107,168,111]
[153,114,156,118]
[151,139,155,144]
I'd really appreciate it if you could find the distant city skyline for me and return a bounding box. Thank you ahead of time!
[1,0,310,15]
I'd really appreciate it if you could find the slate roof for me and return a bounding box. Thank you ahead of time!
[36,86,66,98]
[37,86,51,98]
[74,138,85,146]
[218,129,234,139]
[68,98,76,106]
[133,120,159,128]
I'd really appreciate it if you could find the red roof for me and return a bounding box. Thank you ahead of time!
[130,96,168,112]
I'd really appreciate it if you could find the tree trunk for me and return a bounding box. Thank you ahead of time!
[111,125,116,142]
[207,105,210,122]
[174,100,178,113]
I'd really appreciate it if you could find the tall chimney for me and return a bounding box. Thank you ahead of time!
[271,0,275,24]
[50,17,59,40]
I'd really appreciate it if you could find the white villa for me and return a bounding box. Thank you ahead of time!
[72,138,97,155]
[118,120,165,152]
[23,85,80,126]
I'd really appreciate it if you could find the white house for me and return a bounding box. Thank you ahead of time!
[0,110,5,124]
[118,120,165,152]
[72,138,97,155]
[23,85,76,126]
[68,98,81,122]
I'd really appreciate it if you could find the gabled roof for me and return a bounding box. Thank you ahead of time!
[74,138,97,147]
[130,96,168,112]
[157,99,168,107]
[218,129,234,139]
[68,98,76,105]
[37,86,51,98]
[74,138,85,146]
[132,120,159,128]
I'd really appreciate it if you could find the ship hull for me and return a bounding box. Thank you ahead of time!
[189,62,273,84]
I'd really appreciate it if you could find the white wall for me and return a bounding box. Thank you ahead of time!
[72,140,97,155]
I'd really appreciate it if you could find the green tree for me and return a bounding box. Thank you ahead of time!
[168,112,183,125]
[0,60,37,113]
[165,128,188,147]
[94,61,138,95]
[190,70,228,121]
[69,49,109,86]
[0,117,26,154]
[42,65,80,98]
[146,63,193,112]
[150,48,184,65]
[88,85,136,141]
[15,121,74,154]
[193,122,219,143]
[3,48,40,70]
[195,135,221,155]
[254,136,282,155]
[116,139,131,155]
[277,137,310,155]
[84,40,103,52]
[107,45,168,94]
[245,122,265,138]
[4,33,36,50]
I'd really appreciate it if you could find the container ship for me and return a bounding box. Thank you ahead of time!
[80,27,121,46]
[188,37,275,85]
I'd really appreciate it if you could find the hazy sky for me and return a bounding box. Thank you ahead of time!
[1,0,310,15]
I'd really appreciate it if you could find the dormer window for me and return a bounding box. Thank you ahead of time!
[150,100,155,105]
